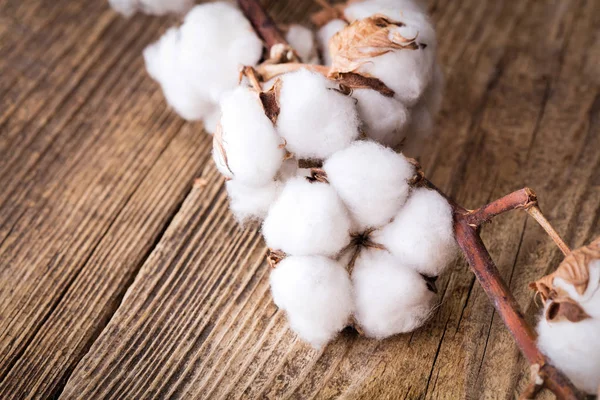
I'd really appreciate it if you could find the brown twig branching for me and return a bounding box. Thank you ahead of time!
[236,0,582,397]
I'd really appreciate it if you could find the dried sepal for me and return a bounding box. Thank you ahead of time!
[306,168,329,184]
[329,15,419,74]
[267,248,286,268]
[531,237,600,301]
[328,71,395,97]
[545,298,590,323]
[212,122,233,179]
[259,78,282,124]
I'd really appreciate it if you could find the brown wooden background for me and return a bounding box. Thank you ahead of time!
[1,0,599,398]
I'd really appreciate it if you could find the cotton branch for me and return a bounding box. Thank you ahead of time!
[237,1,582,398]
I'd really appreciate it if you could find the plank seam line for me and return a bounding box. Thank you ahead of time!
[0,119,187,395]
[49,125,199,399]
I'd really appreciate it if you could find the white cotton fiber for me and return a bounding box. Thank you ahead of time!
[143,2,263,128]
[317,19,348,66]
[323,141,415,230]
[270,255,353,347]
[352,89,410,147]
[352,249,436,339]
[373,187,456,277]
[226,180,281,223]
[406,63,444,139]
[342,0,438,106]
[109,0,192,17]
[537,304,600,394]
[262,177,352,257]
[286,24,319,64]
[276,69,360,159]
[214,86,285,185]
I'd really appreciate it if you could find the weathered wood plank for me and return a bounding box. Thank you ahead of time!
[0,3,213,398]
[1,0,599,398]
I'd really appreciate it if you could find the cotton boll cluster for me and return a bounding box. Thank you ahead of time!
[531,237,600,394]
[277,69,361,159]
[270,256,353,347]
[258,140,456,347]
[109,0,192,17]
[323,141,415,230]
[285,25,320,64]
[143,2,263,132]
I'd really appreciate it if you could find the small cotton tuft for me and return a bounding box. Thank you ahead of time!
[262,177,352,257]
[323,141,415,230]
[214,86,285,186]
[226,180,281,223]
[317,19,348,66]
[276,69,360,159]
[285,24,319,64]
[143,3,263,129]
[352,89,410,147]
[109,0,192,17]
[270,255,353,347]
[352,249,436,339]
[373,187,456,277]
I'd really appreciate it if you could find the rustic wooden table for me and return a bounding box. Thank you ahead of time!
[1,0,599,398]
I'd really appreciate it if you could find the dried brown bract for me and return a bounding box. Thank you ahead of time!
[329,15,419,74]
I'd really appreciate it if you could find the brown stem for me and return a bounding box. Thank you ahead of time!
[238,2,581,398]
[526,206,571,256]
[237,0,288,50]
[464,187,538,227]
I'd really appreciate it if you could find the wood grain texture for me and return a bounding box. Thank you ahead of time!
[1,0,599,399]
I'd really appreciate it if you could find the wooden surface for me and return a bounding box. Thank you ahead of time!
[0,0,599,398]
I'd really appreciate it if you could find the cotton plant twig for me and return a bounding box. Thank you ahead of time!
[236,1,582,398]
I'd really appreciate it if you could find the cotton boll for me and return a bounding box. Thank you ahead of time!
[144,28,215,122]
[143,3,263,125]
[262,177,352,257]
[352,89,410,147]
[226,180,281,223]
[270,255,353,347]
[276,69,360,159]
[537,306,600,394]
[109,0,192,17]
[215,86,285,185]
[352,249,436,339]
[373,187,456,277]
[286,24,320,64]
[323,141,415,230]
[317,19,348,66]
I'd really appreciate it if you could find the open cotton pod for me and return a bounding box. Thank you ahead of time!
[352,249,437,339]
[213,86,285,185]
[317,19,348,66]
[531,237,600,395]
[276,69,361,159]
[143,2,263,131]
[323,141,415,230]
[329,13,436,106]
[109,0,192,17]
[270,255,353,347]
[262,176,352,257]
